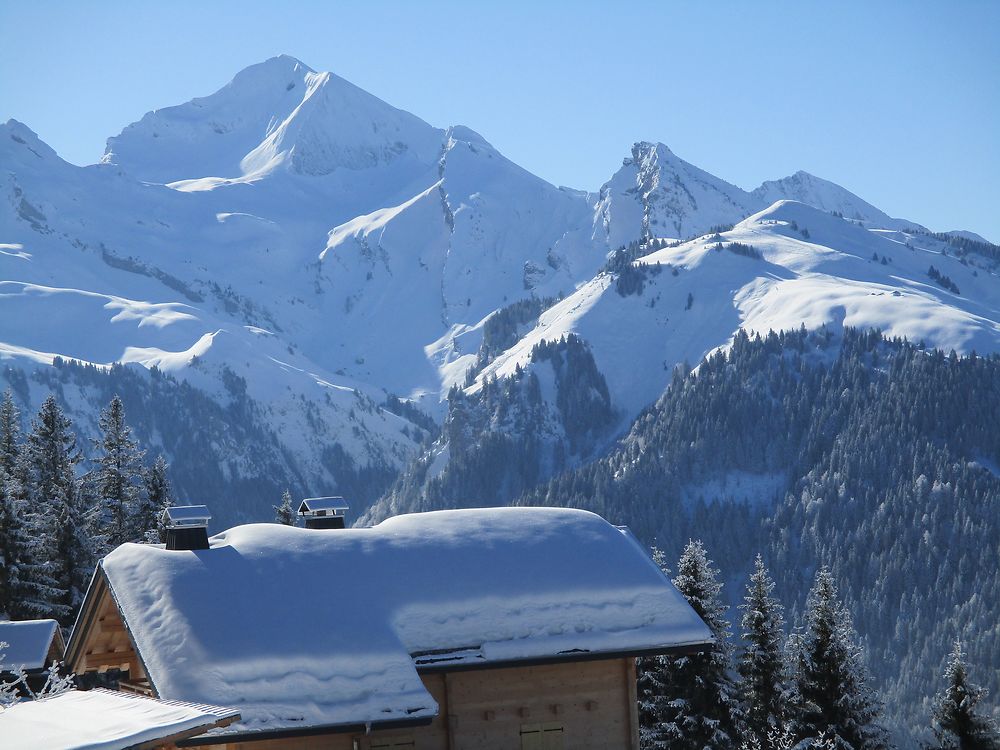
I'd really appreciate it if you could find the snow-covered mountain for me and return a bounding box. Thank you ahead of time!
[475,199,1000,419]
[595,142,764,247]
[751,169,924,232]
[103,55,445,185]
[2,54,997,526]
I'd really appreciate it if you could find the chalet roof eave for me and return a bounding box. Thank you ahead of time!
[412,638,714,674]
[176,713,436,746]
[65,564,103,666]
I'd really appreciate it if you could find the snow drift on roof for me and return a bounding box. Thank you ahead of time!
[0,688,238,750]
[97,507,710,737]
[0,620,60,671]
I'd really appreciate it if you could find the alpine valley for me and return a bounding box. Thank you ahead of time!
[3,55,999,743]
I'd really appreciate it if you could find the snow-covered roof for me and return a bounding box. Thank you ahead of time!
[161,505,211,528]
[0,620,63,671]
[0,688,239,750]
[298,496,349,515]
[95,507,711,738]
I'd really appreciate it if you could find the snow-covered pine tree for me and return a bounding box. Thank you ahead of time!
[739,554,788,747]
[638,546,672,749]
[143,455,174,543]
[5,450,64,621]
[93,395,145,548]
[0,390,22,615]
[25,395,92,624]
[927,640,1000,750]
[659,540,743,749]
[788,567,888,750]
[0,390,19,477]
[0,485,17,618]
[274,489,295,526]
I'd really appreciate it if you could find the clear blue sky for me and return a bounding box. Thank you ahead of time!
[2,0,998,241]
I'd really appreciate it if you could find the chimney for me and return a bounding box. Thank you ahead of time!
[297,497,349,529]
[162,505,212,550]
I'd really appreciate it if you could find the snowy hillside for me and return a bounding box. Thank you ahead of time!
[475,199,1000,423]
[2,53,997,525]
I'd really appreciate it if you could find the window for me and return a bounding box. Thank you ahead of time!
[520,722,564,750]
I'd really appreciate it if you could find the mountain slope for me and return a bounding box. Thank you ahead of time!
[478,200,1000,422]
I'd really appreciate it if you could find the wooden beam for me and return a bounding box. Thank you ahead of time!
[83,648,132,670]
[626,657,639,750]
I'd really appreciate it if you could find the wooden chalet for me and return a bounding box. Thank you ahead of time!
[66,506,711,749]
[0,618,66,695]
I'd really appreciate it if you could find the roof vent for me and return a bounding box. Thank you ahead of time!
[161,505,211,551]
[298,497,348,529]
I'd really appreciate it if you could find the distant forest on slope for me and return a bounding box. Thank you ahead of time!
[0,360,403,528]
[515,328,1000,744]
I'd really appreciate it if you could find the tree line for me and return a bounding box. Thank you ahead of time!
[0,391,175,625]
[641,541,999,750]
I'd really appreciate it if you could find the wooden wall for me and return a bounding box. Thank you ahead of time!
[203,657,638,750]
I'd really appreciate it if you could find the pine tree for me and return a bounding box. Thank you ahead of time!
[6,447,64,621]
[143,455,174,543]
[788,567,888,750]
[739,554,788,747]
[24,395,92,624]
[274,489,295,526]
[0,390,20,477]
[928,640,1000,750]
[659,540,743,749]
[638,547,673,749]
[0,390,22,615]
[93,395,145,548]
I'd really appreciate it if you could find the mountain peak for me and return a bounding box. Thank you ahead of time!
[626,141,673,165]
[598,142,761,246]
[2,119,61,163]
[446,125,493,149]
[102,56,443,184]
[225,54,316,89]
[752,171,922,231]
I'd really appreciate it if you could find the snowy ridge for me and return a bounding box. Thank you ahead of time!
[475,200,1000,423]
[751,170,924,232]
[595,142,763,246]
[98,508,710,735]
